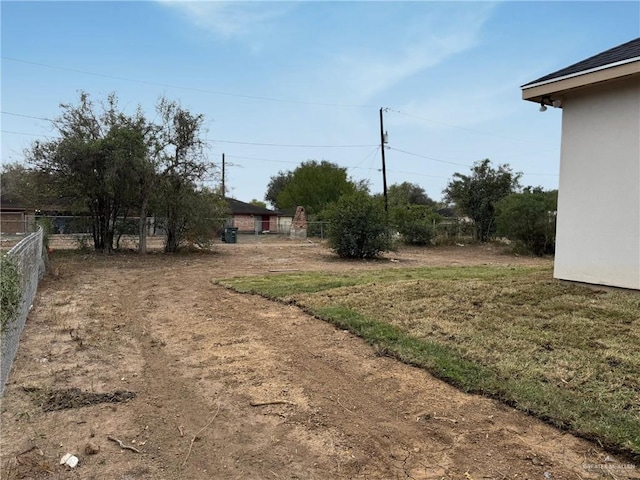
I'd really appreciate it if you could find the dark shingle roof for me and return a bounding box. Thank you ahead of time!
[226,198,277,215]
[523,37,640,87]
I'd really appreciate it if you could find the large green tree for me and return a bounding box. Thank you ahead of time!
[26,92,222,254]
[28,93,148,253]
[387,182,437,209]
[266,160,359,215]
[443,159,521,242]
[264,170,293,208]
[152,97,213,253]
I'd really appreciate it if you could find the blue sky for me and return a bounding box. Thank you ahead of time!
[2,1,639,205]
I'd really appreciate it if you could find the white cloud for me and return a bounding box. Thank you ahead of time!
[293,3,498,104]
[158,1,295,39]
[332,36,473,101]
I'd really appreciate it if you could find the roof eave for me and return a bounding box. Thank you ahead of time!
[522,56,640,89]
[521,60,640,104]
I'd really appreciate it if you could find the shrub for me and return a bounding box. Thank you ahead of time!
[35,217,54,249]
[431,220,477,246]
[75,235,93,252]
[326,192,391,259]
[495,190,557,255]
[1,256,21,332]
[390,204,441,246]
[183,189,228,249]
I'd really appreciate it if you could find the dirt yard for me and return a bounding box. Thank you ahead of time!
[1,238,637,479]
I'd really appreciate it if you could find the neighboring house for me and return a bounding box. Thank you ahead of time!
[521,37,640,290]
[226,198,279,233]
[0,194,27,234]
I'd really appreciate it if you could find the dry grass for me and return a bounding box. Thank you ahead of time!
[220,265,640,456]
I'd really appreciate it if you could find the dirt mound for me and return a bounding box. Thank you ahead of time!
[23,386,137,412]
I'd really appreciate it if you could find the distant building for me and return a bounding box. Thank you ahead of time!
[0,194,27,234]
[226,198,279,233]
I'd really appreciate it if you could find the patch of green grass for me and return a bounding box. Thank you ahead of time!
[311,305,497,393]
[218,273,363,298]
[218,265,539,298]
[219,265,640,456]
[1,256,22,333]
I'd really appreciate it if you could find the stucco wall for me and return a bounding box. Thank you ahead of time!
[556,77,640,289]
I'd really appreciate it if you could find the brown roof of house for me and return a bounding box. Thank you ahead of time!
[226,198,277,216]
[522,37,640,87]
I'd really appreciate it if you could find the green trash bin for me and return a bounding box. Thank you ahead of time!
[224,227,238,243]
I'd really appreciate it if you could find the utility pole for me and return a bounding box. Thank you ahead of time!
[379,108,389,212]
[221,153,225,199]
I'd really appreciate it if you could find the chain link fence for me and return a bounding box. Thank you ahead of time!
[2,215,479,252]
[1,226,47,395]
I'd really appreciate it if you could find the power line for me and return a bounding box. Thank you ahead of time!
[388,146,471,167]
[223,150,449,180]
[2,56,377,109]
[2,111,378,149]
[389,169,449,180]
[348,146,380,171]
[209,139,377,148]
[1,130,59,139]
[1,130,558,179]
[1,129,376,149]
[217,154,300,165]
[224,149,385,172]
[2,111,53,122]
[1,127,558,178]
[2,107,559,178]
[387,146,557,178]
[387,109,553,146]
[221,151,383,171]
[2,60,557,151]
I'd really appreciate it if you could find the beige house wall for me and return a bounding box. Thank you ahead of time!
[555,77,640,289]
